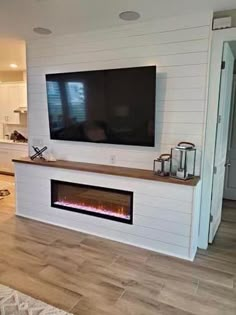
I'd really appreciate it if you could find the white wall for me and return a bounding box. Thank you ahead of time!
[26,12,211,173]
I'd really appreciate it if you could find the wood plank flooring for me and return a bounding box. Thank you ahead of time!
[0,174,235,315]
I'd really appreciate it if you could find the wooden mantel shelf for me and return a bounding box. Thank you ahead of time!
[13,157,200,187]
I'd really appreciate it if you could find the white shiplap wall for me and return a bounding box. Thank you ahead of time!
[27,12,211,173]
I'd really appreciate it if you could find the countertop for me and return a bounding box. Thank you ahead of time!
[0,139,28,145]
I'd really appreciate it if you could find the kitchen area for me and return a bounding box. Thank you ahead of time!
[0,39,28,175]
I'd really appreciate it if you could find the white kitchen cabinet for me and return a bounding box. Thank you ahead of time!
[0,83,27,125]
[0,142,28,174]
[0,149,10,173]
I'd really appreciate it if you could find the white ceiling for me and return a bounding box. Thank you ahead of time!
[0,0,236,40]
[0,39,26,71]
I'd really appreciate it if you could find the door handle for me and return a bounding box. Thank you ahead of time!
[224,161,231,167]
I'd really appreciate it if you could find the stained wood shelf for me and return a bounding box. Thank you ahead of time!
[13,157,200,187]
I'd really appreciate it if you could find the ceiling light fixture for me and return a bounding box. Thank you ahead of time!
[33,27,52,35]
[119,11,140,21]
[10,63,18,68]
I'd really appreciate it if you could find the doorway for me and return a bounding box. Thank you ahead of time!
[199,27,236,250]
[209,41,236,244]
[224,70,236,200]
[0,38,27,217]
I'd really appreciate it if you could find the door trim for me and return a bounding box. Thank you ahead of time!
[224,76,236,199]
[199,28,236,249]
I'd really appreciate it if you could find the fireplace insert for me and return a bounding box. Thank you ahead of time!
[51,180,133,224]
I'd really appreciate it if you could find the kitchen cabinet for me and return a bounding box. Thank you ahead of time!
[0,83,27,125]
[0,141,28,174]
[0,149,10,173]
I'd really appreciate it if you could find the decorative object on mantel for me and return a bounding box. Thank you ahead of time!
[170,142,196,180]
[153,154,171,176]
[10,130,28,143]
[0,284,72,315]
[30,146,48,160]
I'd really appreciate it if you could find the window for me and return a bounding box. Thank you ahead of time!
[47,81,63,130]
[66,82,86,124]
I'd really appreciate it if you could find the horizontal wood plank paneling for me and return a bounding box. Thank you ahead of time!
[26,12,210,174]
[157,100,205,112]
[157,64,208,78]
[156,111,204,124]
[15,162,200,259]
[157,88,206,101]
[157,76,207,90]
[15,163,194,201]
[15,12,209,260]
[17,209,190,258]
[27,52,208,76]
[27,26,210,56]
[27,40,209,67]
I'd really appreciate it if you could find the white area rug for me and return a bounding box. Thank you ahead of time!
[0,284,73,315]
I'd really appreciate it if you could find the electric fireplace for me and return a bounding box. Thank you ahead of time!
[51,180,133,224]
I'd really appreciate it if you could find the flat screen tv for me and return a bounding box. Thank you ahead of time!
[46,66,156,147]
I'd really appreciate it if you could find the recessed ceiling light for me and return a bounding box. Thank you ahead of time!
[33,27,52,35]
[119,11,140,21]
[10,64,18,68]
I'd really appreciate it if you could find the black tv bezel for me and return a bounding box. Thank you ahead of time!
[46,65,156,147]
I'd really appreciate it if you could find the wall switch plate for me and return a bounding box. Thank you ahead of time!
[110,155,116,164]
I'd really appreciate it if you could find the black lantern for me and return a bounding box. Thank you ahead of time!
[153,154,171,176]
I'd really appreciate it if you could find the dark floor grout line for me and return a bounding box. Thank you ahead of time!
[69,295,84,313]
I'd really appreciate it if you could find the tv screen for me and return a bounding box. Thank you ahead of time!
[46,66,156,147]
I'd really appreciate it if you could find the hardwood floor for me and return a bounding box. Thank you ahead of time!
[0,174,235,315]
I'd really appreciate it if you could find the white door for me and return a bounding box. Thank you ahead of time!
[224,76,236,200]
[209,42,235,243]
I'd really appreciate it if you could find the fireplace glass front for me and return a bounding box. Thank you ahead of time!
[51,180,133,224]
